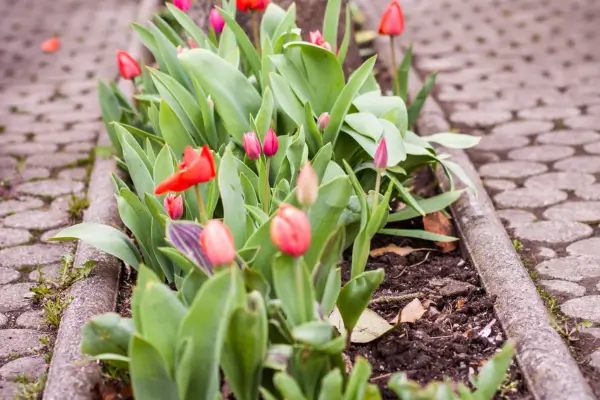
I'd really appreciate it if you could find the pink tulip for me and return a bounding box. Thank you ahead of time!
[317,112,330,131]
[263,128,278,157]
[164,194,184,219]
[173,0,191,11]
[270,204,311,257]
[243,132,261,160]
[309,30,332,52]
[296,162,318,207]
[209,8,225,33]
[374,138,388,169]
[200,220,236,265]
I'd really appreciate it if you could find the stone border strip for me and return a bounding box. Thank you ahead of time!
[355,1,596,399]
[42,0,160,398]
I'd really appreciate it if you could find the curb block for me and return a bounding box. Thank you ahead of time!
[355,1,596,399]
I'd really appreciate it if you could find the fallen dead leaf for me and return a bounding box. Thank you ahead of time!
[462,327,472,338]
[456,298,466,310]
[398,298,426,324]
[329,307,394,343]
[41,37,60,53]
[423,211,457,253]
[369,244,433,257]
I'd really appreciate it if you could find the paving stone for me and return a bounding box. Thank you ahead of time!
[16,310,44,330]
[0,381,18,398]
[0,142,58,156]
[0,329,45,358]
[518,107,580,120]
[0,156,17,168]
[0,313,7,327]
[34,131,96,144]
[0,133,26,145]
[491,120,554,136]
[484,179,517,191]
[19,168,51,181]
[0,268,20,285]
[0,228,31,247]
[537,247,557,260]
[589,350,600,370]
[580,327,600,340]
[567,238,600,258]
[575,184,600,200]
[543,201,600,223]
[40,228,69,243]
[57,167,87,181]
[536,256,600,282]
[494,188,567,208]
[468,150,501,165]
[524,172,595,191]
[497,209,537,228]
[477,134,529,151]
[565,115,600,130]
[554,156,600,173]
[3,209,69,230]
[507,145,574,162]
[514,221,592,244]
[25,152,89,169]
[561,295,600,322]
[0,197,44,217]
[537,130,600,145]
[0,243,73,268]
[28,264,62,281]
[479,161,547,179]
[540,279,586,297]
[64,141,95,153]
[0,356,46,381]
[15,179,84,197]
[583,141,600,154]
[438,90,496,102]
[450,110,513,127]
[0,283,33,312]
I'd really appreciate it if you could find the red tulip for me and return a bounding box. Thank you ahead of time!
[200,220,236,265]
[209,8,225,33]
[41,37,60,53]
[243,132,261,160]
[236,0,269,12]
[263,128,278,157]
[164,194,184,219]
[189,38,198,48]
[374,138,388,169]
[155,146,216,194]
[116,50,142,80]
[378,0,405,36]
[296,162,318,207]
[173,0,191,11]
[270,204,311,257]
[309,30,332,52]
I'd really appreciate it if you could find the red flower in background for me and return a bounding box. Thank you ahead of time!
[41,37,60,53]
[236,0,269,12]
[155,146,216,194]
[379,0,405,36]
[116,50,141,79]
[270,204,311,257]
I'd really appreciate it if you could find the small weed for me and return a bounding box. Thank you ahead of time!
[16,374,46,400]
[498,374,520,398]
[67,193,90,220]
[8,352,21,360]
[512,239,523,251]
[42,295,73,327]
[13,375,29,384]
[39,337,49,346]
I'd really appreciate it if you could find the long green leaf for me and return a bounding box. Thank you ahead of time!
[218,147,247,247]
[397,45,412,101]
[408,72,437,127]
[130,335,178,400]
[322,0,342,51]
[379,228,458,242]
[387,190,463,222]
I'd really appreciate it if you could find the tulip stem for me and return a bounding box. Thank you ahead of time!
[373,172,382,211]
[264,158,271,214]
[194,184,207,224]
[251,11,261,54]
[294,257,307,321]
[390,36,400,96]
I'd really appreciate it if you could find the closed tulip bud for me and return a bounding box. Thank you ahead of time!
[317,112,330,131]
[263,128,278,157]
[270,204,311,257]
[209,8,225,34]
[173,0,191,11]
[374,138,388,169]
[189,38,198,48]
[296,162,318,207]
[379,0,405,36]
[116,50,142,80]
[243,132,261,160]
[200,220,236,265]
[41,37,60,53]
[164,194,184,219]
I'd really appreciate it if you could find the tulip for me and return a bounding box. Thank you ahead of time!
[271,204,311,257]
[173,0,191,11]
[263,128,278,157]
[374,138,388,169]
[296,162,318,208]
[378,0,405,36]
[155,146,216,194]
[309,30,332,52]
[236,0,269,12]
[116,50,141,80]
[317,112,330,131]
[200,220,236,265]
[189,38,198,48]
[41,37,60,53]
[243,132,261,160]
[164,194,184,220]
[209,8,225,34]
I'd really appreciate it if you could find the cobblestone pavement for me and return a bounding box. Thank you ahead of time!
[397,0,600,386]
[0,0,139,397]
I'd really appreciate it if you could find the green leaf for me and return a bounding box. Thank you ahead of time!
[345,113,382,141]
[158,100,196,156]
[379,228,458,242]
[153,145,176,201]
[345,357,372,399]
[318,369,343,400]
[408,72,437,128]
[425,133,481,149]
[49,223,141,269]
[292,321,334,346]
[388,190,463,222]
[269,72,304,125]
[473,341,516,399]
[303,102,324,156]
[130,335,178,400]
[323,0,341,50]
[179,268,210,306]
[166,3,211,50]
[384,173,425,216]
[98,81,122,155]
[273,254,316,326]
[255,86,274,140]
[148,22,192,91]
[218,147,247,247]
[117,127,155,200]
[397,45,412,101]
[440,159,476,193]
[274,373,308,400]
[337,8,351,65]
[154,14,186,47]
[337,269,384,333]
[261,2,287,41]
[81,313,134,357]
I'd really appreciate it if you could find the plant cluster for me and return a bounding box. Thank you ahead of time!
[51,0,515,398]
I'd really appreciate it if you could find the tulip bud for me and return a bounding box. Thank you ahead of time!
[243,132,261,160]
[270,204,311,257]
[173,0,191,11]
[116,50,142,80]
[263,128,279,157]
[164,194,184,220]
[296,162,318,207]
[189,38,198,48]
[200,220,237,265]
[41,37,60,53]
[209,8,225,34]
[374,137,388,169]
[317,112,330,131]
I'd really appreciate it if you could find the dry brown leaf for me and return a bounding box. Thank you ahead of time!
[399,298,426,323]
[456,298,466,310]
[329,307,394,343]
[423,211,457,253]
[369,245,433,257]
[462,327,472,338]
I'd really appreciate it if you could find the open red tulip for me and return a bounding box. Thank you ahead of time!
[155,146,216,194]
[236,0,269,12]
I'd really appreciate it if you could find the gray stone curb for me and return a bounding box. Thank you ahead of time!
[355,1,596,399]
[42,0,160,398]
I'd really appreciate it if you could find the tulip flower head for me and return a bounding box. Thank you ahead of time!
[317,112,330,131]
[116,50,142,80]
[155,146,216,194]
[189,38,198,48]
[164,194,184,220]
[173,0,191,11]
[296,162,318,208]
[236,0,269,12]
[41,37,60,53]
[373,138,388,170]
[243,132,261,160]
[309,30,332,52]
[263,128,279,157]
[200,220,236,265]
[270,204,311,257]
[209,8,225,33]
[379,0,405,36]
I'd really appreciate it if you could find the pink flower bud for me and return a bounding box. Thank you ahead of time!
[189,38,198,48]
[270,204,311,257]
[263,128,278,157]
[374,137,388,169]
[173,0,191,11]
[209,8,225,34]
[164,194,184,219]
[200,220,236,265]
[243,132,261,160]
[296,162,318,207]
[309,30,333,52]
[317,112,330,131]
